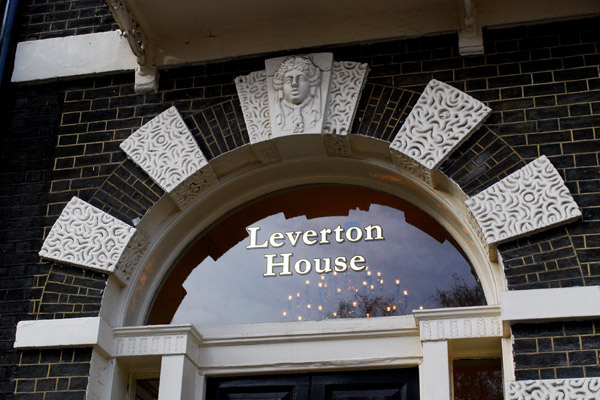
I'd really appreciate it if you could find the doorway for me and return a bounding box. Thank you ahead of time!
[206,368,419,399]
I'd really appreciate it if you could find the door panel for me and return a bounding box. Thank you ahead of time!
[311,369,418,400]
[206,375,310,400]
[206,369,419,400]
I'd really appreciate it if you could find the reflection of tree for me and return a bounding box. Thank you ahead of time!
[330,291,402,318]
[429,273,485,308]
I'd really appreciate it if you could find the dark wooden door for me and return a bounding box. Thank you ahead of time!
[206,369,419,400]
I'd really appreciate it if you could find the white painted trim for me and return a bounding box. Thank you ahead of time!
[11,31,137,83]
[421,341,451,400]
[413,305,505,341]
[501,286,600,322]
[14,317,113,356]
[14,312,510,398]
[158,355,198,400]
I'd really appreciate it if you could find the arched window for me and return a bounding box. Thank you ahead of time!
[149,185,485,326]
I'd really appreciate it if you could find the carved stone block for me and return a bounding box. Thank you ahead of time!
[234,70,271,143]
[323,61,369,135]
[323,134,350,156]
[234,54,369,145]
[120,106,208,193]
[390,79,491,169]
[390,151,436,188]
[169,167,219,210]
[419,316,502,341]
[266,53,333,137]
[115,230,148,284]
[252,140,281,164]
[466,156,581,245]
[507,378,600,400]
[39,197,142,283]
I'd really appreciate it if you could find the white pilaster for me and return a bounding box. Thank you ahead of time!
[421,341,451,400]
[158,355,198,400]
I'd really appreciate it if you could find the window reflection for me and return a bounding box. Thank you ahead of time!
[453,359,503,400]
[148,186,485,326]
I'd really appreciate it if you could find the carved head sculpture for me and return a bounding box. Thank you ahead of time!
[273,56,321,105]
[272,55,322,132]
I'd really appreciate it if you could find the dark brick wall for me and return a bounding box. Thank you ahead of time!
[0,83,61,400]
[513,320,600,380]
[17,0,117,41]
[14,348,91,399]
[1,16,599,398]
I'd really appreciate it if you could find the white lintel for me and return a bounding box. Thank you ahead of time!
[14,317,113,356]
[501,286,600,322]
[11,31,137,83]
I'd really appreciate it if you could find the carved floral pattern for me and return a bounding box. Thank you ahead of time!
[39,197,136,276]
[390,79,491,169]
[507,378,600,399]
[120,106,207,193]
[390,152,435,188]
[235,71,271,143]
[323,61,369,135]
[252,141,281,164]
[115,230,148,283]
[169,168,219,210]
[323,134,350,156]
[466,156,581,244]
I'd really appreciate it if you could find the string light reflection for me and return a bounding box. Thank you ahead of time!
[280,265,415,321]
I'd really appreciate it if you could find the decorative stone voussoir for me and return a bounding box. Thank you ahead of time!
[39,197,144,284]
[507,378,600,400]
[120,106,208,193]
[235,53,368,144]
[324,61,369,135]
[390,79,491,170]
[235,70,271,143]
[466,156,581,245]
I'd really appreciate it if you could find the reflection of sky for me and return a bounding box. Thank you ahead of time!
[171,204,480,326]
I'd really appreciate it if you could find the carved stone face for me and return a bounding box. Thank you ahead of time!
[282,69,310,105]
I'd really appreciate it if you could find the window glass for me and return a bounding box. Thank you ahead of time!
[453,358,503,400]
[135,379,159,400]
[149,186,485,326]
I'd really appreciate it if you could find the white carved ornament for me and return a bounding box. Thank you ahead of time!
[235,71,271,142]
[39,197,141,283]
[120,106,207,193]
[169,168,219,210]
[112,333,202,367]
[390,151,436,188]
[390,79,491,169]
[235,53,368,144]
[323,61,369,135]
[466,156,581,245]
[419,316,502,341]
[266,53,333,137]
[507,378,600,400]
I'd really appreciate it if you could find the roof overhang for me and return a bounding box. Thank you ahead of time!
[104,0,600,68]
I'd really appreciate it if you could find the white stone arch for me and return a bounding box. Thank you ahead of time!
[112,134,504,328]
[38,75,580,328]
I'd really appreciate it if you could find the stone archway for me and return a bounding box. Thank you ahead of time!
[32,54,582,400]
